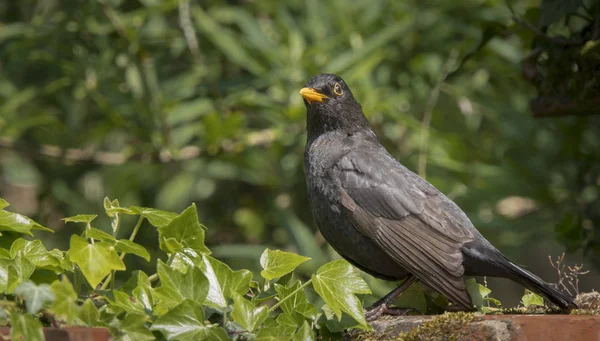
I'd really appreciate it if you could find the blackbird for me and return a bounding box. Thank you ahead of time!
[300,73,576,319]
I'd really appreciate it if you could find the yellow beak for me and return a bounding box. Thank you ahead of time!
[299,87,328,103]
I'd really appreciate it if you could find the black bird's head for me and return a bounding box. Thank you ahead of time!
[300,74,372,140]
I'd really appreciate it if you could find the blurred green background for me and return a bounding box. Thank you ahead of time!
[1,0,598,308]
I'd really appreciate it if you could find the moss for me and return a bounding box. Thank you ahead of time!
[346,330,378,341]
[575,292,600,310]
[393,312,475,341]
[570,309,600,315]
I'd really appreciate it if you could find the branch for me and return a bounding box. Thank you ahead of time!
[178,0,203,63]
[0,127,283,166]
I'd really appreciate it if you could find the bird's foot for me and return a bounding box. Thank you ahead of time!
[364,304,417,322]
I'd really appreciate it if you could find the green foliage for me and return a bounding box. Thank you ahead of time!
[522,290,545,308]
[0,197,375,339]
[260,249,310,280]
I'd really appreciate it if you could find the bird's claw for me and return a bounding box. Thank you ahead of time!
[364,304,417,322]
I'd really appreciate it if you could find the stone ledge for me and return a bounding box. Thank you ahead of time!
[355,313,600,340]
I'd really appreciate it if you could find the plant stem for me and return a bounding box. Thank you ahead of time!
[148,273,158,282]
[129,216,144,241]
[111,213,120,237]
[267,279,312,313]
[86,222,94,244]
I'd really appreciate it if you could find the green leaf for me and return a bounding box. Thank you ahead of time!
[119,271,153,313]
[193,7,266,76]
[254,324,295,341]
[0,204,52,235]
[393,282,428,314]
[105,290,146,315]
[260,249,311,280]
[7,254,35,293]
[103,198,177,226]
[62,214,97,224]
[198,255,252,308]
[274,280,318,318]
[522,289,544,307]
[0,258,9,293]
[321,303,364,333]
[10,311,45,341]
[154,260,209,311]
[77,299,99,326]
[311,259,371,328]
[68,235,126,288]
[231,292,268,332]
[10,239,61,271]
[114,239,150,261]
[14,281,54,314]
[152,300,229,341]
[130,206,178,227]
[292,321,316,341]
[157,204,210,254]
[84,228,149,261]
[163,238,184,253]
[85,227,116,242]
[50,276,79,324]
[118,314,155,341]
[0,198,8,209]
[466,278,490,308]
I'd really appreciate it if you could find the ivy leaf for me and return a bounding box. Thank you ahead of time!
[311,259,371,328]
[10,311,45,341]
[293,321,316,341]
[84,228,150,261]
[466,278,490,308]
[154,260,209,311]
[10,239,61,271]
[105,290,146,315]
[118,314,155,341]
[157,204,210,254]
[254,324,295,341]
[77,299,99,326]
[50,276,79,324]
[85,227,116,242]
[119,271,153,313]
[14,281,55,315]
[130,207,178,227]
[103,197,177,226]
[231,292,268,332]
[0,258,9,293]
[522,289,545,307]
[152,300,229,341]
[163,238,184,253]
[260,249,311,280]
[321,304,365,332]
[393,282,429,314]
[7,254,35,293]
[198,255,252,308]
[0,202,52,235]
[62,214,97,224]
[68,235,126,288]
[114,240,150,262]
[274,280,318,318]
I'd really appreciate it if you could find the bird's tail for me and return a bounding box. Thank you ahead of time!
[505,260,577,309]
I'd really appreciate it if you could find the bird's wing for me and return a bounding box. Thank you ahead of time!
[337,150,475,309]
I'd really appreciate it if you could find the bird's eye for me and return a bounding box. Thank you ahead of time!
[333,83,343,96]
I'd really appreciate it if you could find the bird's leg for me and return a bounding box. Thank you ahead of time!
[365,275,418,322]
